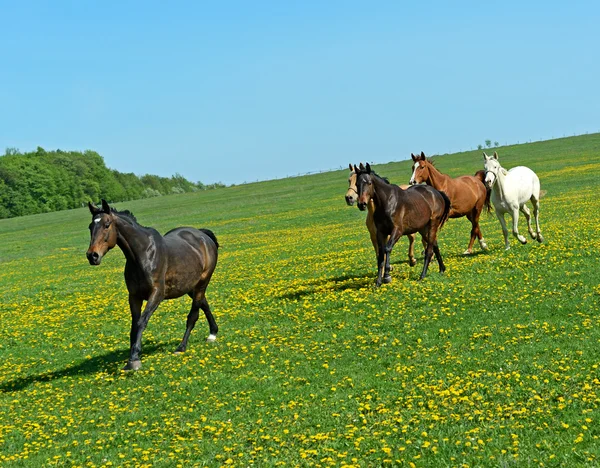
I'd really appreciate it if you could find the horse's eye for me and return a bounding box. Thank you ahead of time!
[104,222,111,229]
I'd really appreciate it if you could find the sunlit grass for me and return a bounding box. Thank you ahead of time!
[1,134,600,466]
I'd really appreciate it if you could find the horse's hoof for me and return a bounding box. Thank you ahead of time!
[206,334,217,342]
[409,259,417,267]
[537,234,544,243]
[173,348,185,355]
[383,275,392,284]
[504,246,511,251]
[480,241,488,251]
[463,250,472,256]
[122,360,142,371]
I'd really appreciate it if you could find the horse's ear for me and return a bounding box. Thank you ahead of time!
[353,164,359,173]
[359,162,366,171]
[420,151,426,161]
[483,152,489,160]
[101,199,111,213]
[365,163,372,173]
[348,163,353,171]
[88,201,100,215]
[493,151,498,159]
[411,153,416,161]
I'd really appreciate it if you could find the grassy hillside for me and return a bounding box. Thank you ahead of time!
[1,133,600,466]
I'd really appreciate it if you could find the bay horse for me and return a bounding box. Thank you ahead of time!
[409,151,491,255]
[345,163,417,267]
[86,200,219,371]
[355,164,451,285]
[483,151,544,249]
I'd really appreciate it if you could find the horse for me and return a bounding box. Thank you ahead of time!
[86,199,219,371]
[409,151,491,255]
[355,164,451,285]
[345,163,417,267]
[483,151,544,250]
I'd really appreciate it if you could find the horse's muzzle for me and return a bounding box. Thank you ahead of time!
[86,251,102,265]
[357,202,367,211]
[345,195,355,206]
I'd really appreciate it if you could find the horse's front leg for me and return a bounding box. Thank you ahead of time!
[125,289,164,371]
[532,196,544,243]
[511,207,527,244]
[496,210,510,250]
[382,228,401,284]
[375,232,388,287]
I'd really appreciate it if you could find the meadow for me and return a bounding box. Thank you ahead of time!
[1,134,600,467]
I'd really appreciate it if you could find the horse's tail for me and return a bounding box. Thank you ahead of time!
[474,169,492,213]
[438,190,451,229]
[200,229,219,249]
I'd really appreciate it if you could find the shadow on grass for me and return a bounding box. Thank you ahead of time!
[278,272,375,301]
[0,342,169,393]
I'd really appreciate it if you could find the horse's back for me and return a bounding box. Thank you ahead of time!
[507,166,540,200]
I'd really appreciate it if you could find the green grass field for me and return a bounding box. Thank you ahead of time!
[1,134,600,467]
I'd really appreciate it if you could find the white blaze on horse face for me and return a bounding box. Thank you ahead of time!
[94,217,101,224]
[410,162,419,185]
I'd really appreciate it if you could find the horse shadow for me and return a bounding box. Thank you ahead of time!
[277,272,374,301]
[0,342,169,393]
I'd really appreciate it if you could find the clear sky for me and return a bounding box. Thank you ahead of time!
[1,1,598,185]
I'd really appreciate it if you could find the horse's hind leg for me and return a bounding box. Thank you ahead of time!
[519,204,536,240]
[464,213,478,255]
[175,299,201,353]
[200,294,218,342]
[419,240,434,280]
[433,240,445,273]
[511,207,527,245]
[531,196,544,243]
[407,233,417,266]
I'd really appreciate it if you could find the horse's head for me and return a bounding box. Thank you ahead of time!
[345,163,368,205]
[86,199,118,265]
[355,163,375,211]
[483,151,501,189]
[409,151,429,185]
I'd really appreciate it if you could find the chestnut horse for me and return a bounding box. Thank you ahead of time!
[409,151,491,255]
[355,164,451,285]
[345,163,417,267]
[86,200,219,371]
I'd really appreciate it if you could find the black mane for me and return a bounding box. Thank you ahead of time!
[111,208,138,224]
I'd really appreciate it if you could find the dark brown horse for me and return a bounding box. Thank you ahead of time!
[356,164,450,285]
[409,152,491,255]
[345,163,417,267]
[86,200,219,371]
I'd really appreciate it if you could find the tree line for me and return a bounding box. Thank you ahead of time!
[0,147,224,219]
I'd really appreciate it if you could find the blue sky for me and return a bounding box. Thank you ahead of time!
[1,1,598,185]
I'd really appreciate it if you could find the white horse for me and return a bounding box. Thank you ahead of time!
[483,151,544,250]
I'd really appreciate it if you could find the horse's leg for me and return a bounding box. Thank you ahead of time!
[382,228,401,284]
[366,210,378,262]
[128,295,143,364]
[511,207,527,245]
[175,296,201,354]
[463,213,477,255]
[531,196,544,243]
[199,294,218,342]
[407,233,417,266]
[433,240,446,273]
[125,290,163,371]
[519,204,535,239]
[419,238,434,280]
[496,211,510,250]
[472,206,488,252]
[375,231,387,287]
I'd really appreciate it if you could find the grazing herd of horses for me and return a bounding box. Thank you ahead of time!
[86,151,543,370]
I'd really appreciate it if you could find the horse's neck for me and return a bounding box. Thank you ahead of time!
[426,164,450,191]
[115,216,154,265]
[371,176,396,210]
[493,167,509,199]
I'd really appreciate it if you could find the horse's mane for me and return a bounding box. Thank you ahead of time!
[110,208,137,223]
[356,169,390,184]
